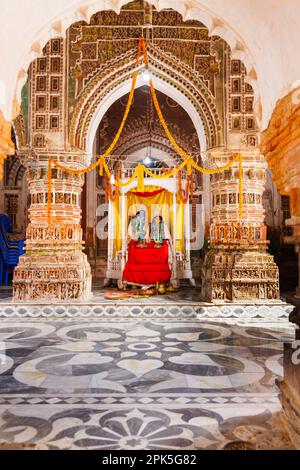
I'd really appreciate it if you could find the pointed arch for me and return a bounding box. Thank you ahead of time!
[70,45,221,160]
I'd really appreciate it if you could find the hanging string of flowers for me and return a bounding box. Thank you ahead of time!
[47,36,244,223]
[105,166,121,203]
[178,170,194,203]
[47,38,144,223]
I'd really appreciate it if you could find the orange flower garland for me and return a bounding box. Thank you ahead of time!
[105,173,120,203]
[178,171,194,203]
[47,36,244,223]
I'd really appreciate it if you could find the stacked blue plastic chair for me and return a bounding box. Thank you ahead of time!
[0,214,25,285]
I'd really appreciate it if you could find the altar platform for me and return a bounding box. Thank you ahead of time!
[0,285,294,327]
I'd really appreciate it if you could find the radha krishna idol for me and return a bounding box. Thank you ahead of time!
[150,215,165,247]
[127,210,148,247]
[150,215,172,249]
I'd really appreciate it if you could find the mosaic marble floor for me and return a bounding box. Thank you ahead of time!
[0,317,295,450]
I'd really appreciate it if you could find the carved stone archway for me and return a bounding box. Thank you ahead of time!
[70,44,220,157]
[1,0,264,126]
[76,47,214,246]
[11,2,279,303]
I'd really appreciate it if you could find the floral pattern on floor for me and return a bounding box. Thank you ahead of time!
[0,318,294,449]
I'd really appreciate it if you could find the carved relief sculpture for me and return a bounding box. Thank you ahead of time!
[201,149,279,302]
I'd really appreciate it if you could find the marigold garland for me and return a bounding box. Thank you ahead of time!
[47,36,244,223]
[105,173,120,203]
[178,171,194,203]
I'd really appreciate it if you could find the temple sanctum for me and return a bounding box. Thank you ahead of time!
[0,0,300,452]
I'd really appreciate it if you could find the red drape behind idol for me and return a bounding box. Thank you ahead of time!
[123,190,171,285]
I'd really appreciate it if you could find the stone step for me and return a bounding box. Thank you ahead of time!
[0,299,294,327]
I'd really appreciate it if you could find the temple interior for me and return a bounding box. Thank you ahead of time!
[0,0,300,451]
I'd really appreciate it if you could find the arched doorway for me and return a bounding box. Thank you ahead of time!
[0,0,299,451]
[10,1,279,302]
[82,84,206,287]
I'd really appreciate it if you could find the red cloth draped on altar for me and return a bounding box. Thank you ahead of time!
[123,240,171,285]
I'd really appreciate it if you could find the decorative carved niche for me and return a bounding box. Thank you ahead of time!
[232,116,241,130]
[50,96,59,111]
[36,76,46,91]
[232,78,241,93]
[246,117,255,130]
[51,58,61,73]
[50,77,60,92]
[247,135,257,147]
[33,134,45,148]
[231,60,241,74]
[232,97,241,112]
[245,82,253,93]
[36,96,46,111]
[36,115,45,129]
[50,116,59,129]
[37,58,47,72]
[51,39,61,54]
[245,97,254,112]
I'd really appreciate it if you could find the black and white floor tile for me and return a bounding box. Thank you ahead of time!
[0,318,295,449]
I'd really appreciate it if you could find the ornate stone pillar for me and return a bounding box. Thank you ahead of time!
[201,148,279,302]
[13,149,92,301]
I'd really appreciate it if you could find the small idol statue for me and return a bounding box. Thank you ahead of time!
[128,210,148,248]
[150,215,166,248]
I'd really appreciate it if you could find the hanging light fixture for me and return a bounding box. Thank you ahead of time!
[141,66,151,84]
[141,1,153,86]
[143,156,152,166]
[143,85,153,167]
